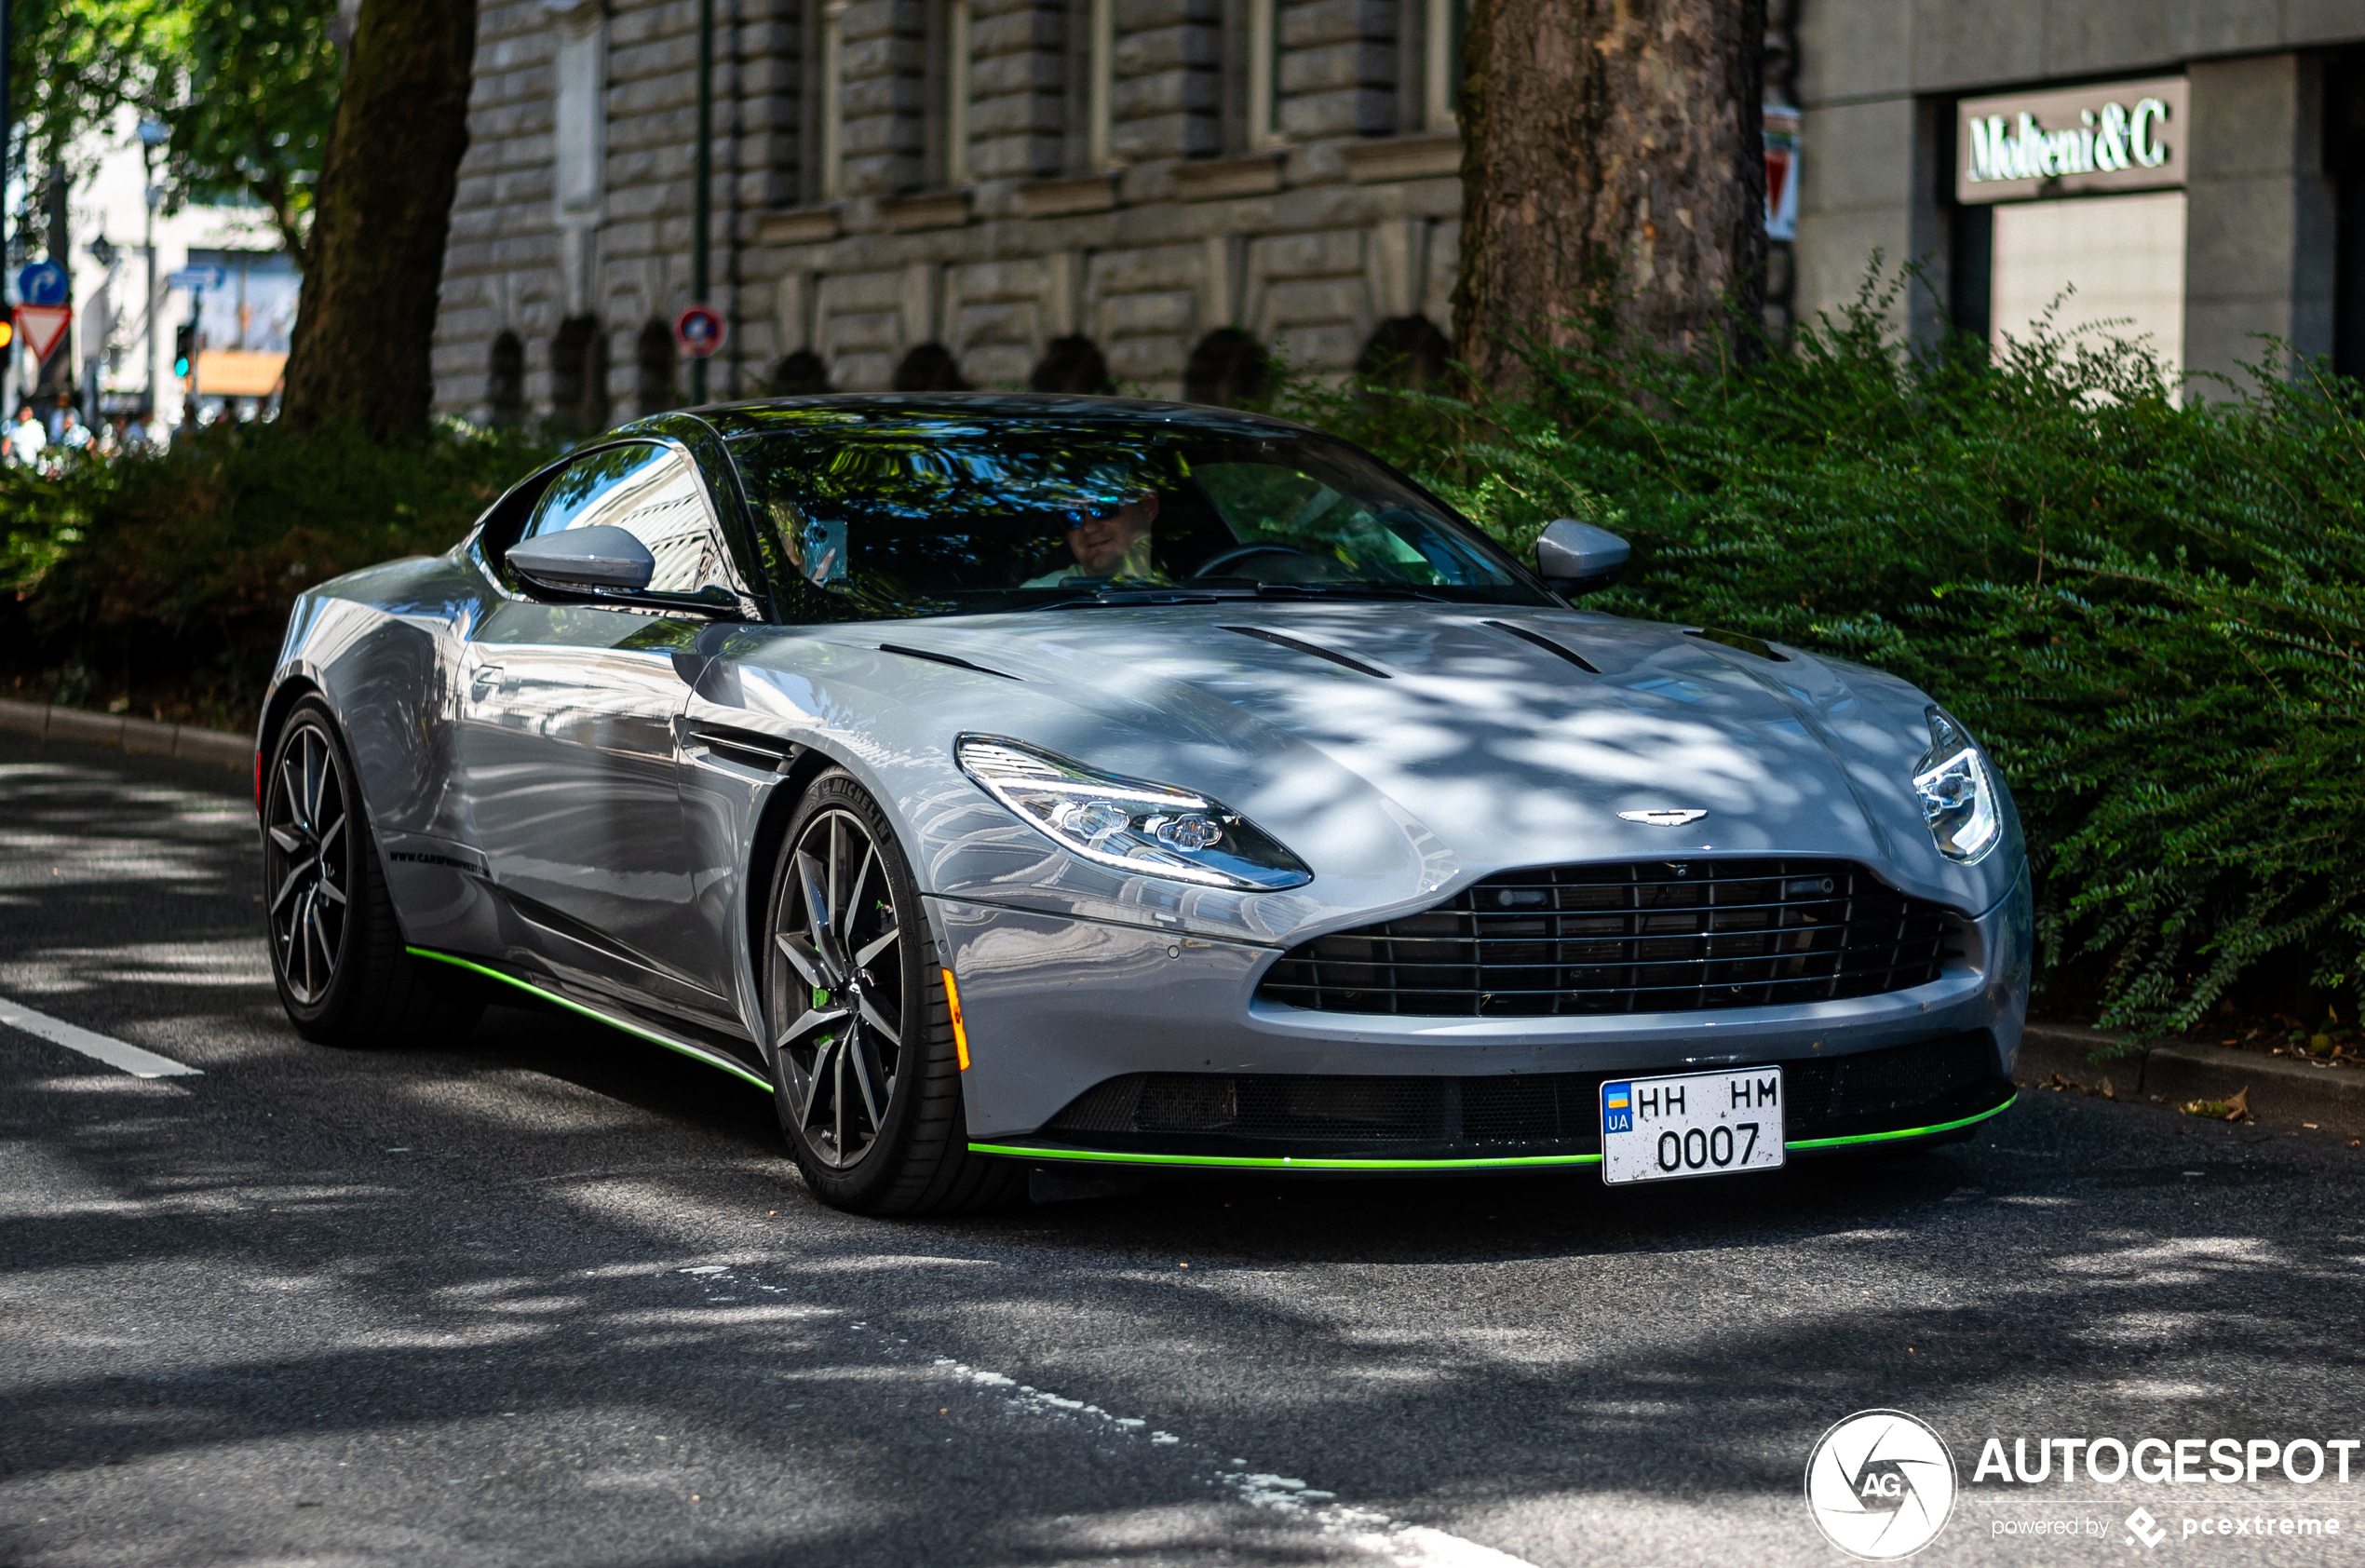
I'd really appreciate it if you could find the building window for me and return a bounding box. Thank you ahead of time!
[941,0,973,185]
[818,0,848,199]
[552,7,605,217]
[1087,0,1115,167]
[1420,0,1463,131]
[1247,0,1280,148]
[549,314,609,430]
[1990,192,2187,382]
[636,318,679,414]
[488,331,526,426]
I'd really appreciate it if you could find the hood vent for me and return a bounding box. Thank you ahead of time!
[1221,626,1391,679]
[1483,619,1601,673]
[1686,628,1789,662]
[878,642,1021,680]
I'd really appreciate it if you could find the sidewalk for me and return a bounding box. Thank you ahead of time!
[0,696,251,772]
[2017,1021,2365,1138]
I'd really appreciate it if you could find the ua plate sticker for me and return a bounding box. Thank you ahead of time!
[1600,1065,1785,1184]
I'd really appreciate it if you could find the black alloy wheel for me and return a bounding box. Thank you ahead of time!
[772,802,907,1167]
[263,698,483,1047]
[763,770,1020,1213]
[264,716,351,1005]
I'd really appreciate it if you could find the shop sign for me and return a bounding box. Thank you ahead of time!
[1956,75,2186,205]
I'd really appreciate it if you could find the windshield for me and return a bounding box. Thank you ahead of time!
[726,421,1550,620]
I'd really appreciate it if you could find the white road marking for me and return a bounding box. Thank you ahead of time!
[0,994,201,1077]
[675,1260,1535,1562]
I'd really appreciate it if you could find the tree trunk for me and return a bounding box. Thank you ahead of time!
[1453,0,1767,392]
[278,0,476,439]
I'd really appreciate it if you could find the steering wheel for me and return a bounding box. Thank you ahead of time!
[1188,543,1322,582]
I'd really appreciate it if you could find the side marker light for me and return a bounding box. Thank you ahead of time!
[942,967,970,1070]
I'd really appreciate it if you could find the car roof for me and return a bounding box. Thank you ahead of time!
[674,392,1321,442]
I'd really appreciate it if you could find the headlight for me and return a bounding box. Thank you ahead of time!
[1912,708,2001,864]
[956,735,1312,890]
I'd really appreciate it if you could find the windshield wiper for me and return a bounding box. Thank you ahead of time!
[1248,583,1462,605]
[1035,586,1260,610]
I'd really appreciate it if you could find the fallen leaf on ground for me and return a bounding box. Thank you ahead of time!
[2181,1088,2253,1122]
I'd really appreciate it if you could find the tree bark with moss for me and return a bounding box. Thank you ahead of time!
[1452,0,1767,390]
[277,0,475,439]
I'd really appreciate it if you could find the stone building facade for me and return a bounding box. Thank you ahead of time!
[435,0,2365,425]
[433,0,1476,422]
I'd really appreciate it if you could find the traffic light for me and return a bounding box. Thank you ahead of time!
[0,318,13,350]
[172,322,195,379]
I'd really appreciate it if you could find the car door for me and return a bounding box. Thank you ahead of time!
[457,439,754,1025]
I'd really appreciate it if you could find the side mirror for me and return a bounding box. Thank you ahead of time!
[507,525,656,593]
[1534,518,1629,596]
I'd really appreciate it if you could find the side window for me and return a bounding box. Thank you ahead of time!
[518,442,743,599]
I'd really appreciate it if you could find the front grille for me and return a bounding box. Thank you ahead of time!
[1257,858,1957,1018]
[1041,1031,2003,1158]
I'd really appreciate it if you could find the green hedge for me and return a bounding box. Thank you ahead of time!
[1277,273,2365,1043]
[8,282,2361,1040]
[0,420,561,726]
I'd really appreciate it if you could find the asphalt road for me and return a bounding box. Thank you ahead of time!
[5,728,2363,1568]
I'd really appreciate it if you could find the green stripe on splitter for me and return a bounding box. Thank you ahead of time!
[969,1092,2018,1171]
[406,947,774,1093]
[1782,1092,2016,1149]
[967,1144,1604,1171]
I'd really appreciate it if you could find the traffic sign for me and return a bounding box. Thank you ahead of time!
[14,304,73,364]
[167,265,226,292]
[675,304,726,358]
[16,262,66,306]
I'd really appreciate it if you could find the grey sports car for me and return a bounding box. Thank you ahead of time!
[259,395,2029,1213]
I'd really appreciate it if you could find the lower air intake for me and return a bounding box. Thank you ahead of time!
[1040,1031,2004,1158]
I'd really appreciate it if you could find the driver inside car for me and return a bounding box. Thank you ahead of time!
[1022,481,1165,588]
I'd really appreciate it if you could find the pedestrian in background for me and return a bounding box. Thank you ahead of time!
[7,405,47,467]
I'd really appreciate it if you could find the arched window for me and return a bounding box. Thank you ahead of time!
[1028,334,1113,394]
[766,349,834,396]
[635,318,677,415]
[1352,315,1451,386]
[487,331,526,426]
[892,342,970,390]
[1182,327,1270,406]
[549,314,611,430]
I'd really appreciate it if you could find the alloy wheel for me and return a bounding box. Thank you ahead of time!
[264,723,351,1006]
[771,808,906,1168]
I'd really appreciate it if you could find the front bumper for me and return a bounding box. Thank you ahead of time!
[934,861,2033,1169]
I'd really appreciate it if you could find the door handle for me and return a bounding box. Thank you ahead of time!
[469,665,505,699]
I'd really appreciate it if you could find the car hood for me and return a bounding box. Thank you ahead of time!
[698,603,2018,942]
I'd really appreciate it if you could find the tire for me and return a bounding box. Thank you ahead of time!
[763,769,1021,1215]
[263,697,484,1048]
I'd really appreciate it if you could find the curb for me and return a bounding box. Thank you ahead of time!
[0,696,252,773]
[2017,1021,2365,1139]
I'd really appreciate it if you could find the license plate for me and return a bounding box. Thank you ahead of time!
[1600,1066,1786,1184]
